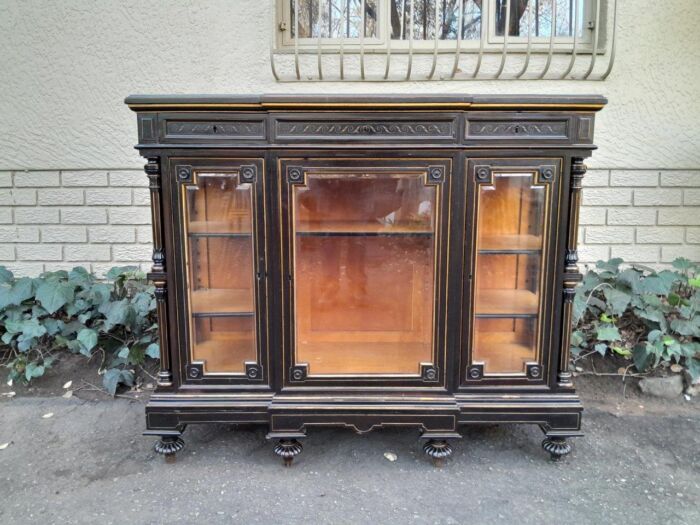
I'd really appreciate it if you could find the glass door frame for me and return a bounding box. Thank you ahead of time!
[278,155,453,389]
[169,157,270,388]
[460,157,564,389]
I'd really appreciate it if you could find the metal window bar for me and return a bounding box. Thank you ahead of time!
[271,0,618,81]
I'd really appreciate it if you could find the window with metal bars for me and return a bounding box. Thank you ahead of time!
[280,0,600,49]
[272,0,616,81]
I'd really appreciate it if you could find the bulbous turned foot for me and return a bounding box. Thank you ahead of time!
[423,439,452,467]
[273,439,303,467]
[155,436,185,464]
[541,437,572,461]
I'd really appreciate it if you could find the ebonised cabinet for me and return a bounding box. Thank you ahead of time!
[126,94,606,464]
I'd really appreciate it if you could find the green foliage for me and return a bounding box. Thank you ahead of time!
[572,258,700,381]
[0,266,159,395]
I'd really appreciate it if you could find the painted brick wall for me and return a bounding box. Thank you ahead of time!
[578,170,700,268]
[0,169,152,276]
[1,168,699,276]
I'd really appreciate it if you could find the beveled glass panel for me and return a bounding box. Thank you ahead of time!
[293,172,436,375]
[473,172,546,375]
[185,173,256,374]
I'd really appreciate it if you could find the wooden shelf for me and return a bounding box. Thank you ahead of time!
[475,289,538,316]
[188,221,251,236]
[479,234,542,253]
[473,342,535,375]
[193,337,255,374]
[191,288,254,315]
[296,221,433,236]
[297,341,431,375]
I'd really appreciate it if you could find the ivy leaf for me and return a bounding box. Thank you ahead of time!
[145,343,160,360]
[100,299,135,331]
[6,318,47,339]
[68,266,91,284]
[24,362,45,381]
[637,276,672,295]
[680,343,699,358]
[42,318,64,336]
[128,344,146,365]
[0,277,34,309]
[106,266,139,280]
[662,335,676,346]
[671,318,700,337]
[672,257,693,271]
[599,313,614,323]
[647,329,662,343]
[572,292,588,324]
[89,283,112,305]
[686,358,700,382]
[77,328,98,353]
[604,288,630,314]
[596,323,621,342]
[667,293,682,307]
[596,258,623,273]
[612,346,632,357]
[594,343,608,356]
[633,344,654,372]
[0,266,13,284]
[688,277,700,288]
[35,280,75,314]
[102,368,134,396]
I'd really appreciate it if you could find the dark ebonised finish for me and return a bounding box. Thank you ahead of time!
[126,94,606,464]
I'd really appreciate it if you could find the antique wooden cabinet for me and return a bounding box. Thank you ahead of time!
[125,94,606,464]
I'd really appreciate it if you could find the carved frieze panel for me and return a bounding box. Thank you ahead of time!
[273,115,458,142]
[466,120,569,140]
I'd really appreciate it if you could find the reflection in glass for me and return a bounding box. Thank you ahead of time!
[293,173,436,375]
[473,172,546,375]
[185,173,256,373]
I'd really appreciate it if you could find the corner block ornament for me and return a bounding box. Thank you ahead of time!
[245,362,263,381]
[240,164,257,183]
[176,165,192,181]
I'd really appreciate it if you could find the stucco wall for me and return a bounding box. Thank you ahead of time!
[0,0,699,274]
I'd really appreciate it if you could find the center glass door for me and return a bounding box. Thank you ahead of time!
[280,158,450,386]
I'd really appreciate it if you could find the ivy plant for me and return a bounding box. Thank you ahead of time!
[0,266,159,395]
[571,257,700,382]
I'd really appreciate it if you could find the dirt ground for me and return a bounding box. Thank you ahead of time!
[0,354,698,525]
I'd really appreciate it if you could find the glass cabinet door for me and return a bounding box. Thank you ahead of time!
[463,160,560,384]
[281,160,449,385]
[175,160,266,383]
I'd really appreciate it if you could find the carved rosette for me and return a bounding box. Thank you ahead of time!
[558,157,587,387]
[145,157,172,387]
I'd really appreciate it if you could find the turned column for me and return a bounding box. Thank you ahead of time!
[558,157,587,387]
[145,157,172,387]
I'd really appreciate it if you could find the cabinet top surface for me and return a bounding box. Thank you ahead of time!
[125,93,607,112]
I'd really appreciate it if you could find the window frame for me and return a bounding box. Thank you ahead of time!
[275,0,604,54]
